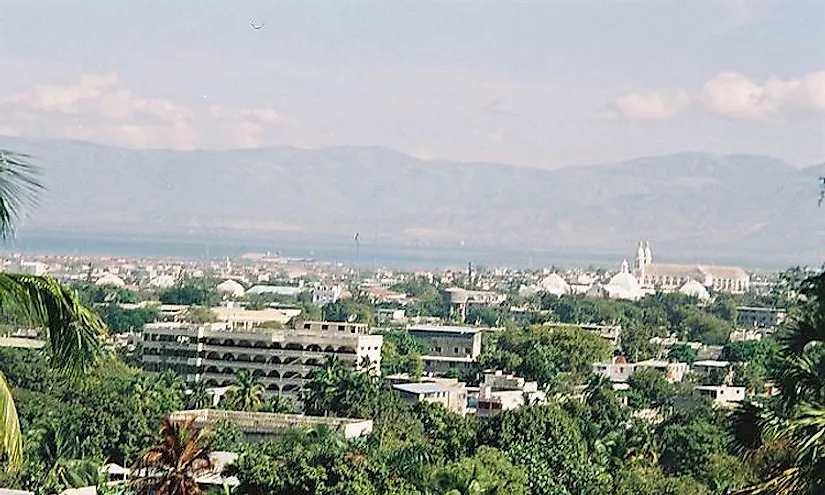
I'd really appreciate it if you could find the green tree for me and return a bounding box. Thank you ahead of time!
[480,404,610,494]
[731,270,825,494]
[626,368,674,409]
[185,381,212,409]
[480,325,611,387]
[260,394,294,414]
[429,446,528,495]
[667,344,698,365]
[0,150,107,470]
[222,370,265,412]
[96,303,158,333]
[179,306,218,324]
[160,282,217,306]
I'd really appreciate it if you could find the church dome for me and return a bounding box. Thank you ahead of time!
[95,273,126,288]
[679,279,711,301]
[216,279,245,297]
[603,260,642,300]
[537,274,570,296]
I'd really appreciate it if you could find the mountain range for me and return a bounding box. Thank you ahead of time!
[0,135,823,266]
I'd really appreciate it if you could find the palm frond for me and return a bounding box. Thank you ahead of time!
[0,372,22,471]
[0,273,106,375]
[0,150,42,240]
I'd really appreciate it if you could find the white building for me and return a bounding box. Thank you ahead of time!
[95,273,126,288]
[475,371,546,417]
[696,385,746,407]
[602,260,644,301]
[594,356,688,384]
[693,360,731,375]
[633,241,750,294]
[216,279,245,298]
[408,325,483,375]
[142,321,382,401]
[392,378,468,415]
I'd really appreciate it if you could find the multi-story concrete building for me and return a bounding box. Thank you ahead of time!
[142,322,382,401]
[407,325,483,375]
[392,378,468,415]
[736,307,787,330]
[475,371,546,417]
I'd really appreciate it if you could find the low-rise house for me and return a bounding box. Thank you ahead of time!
[392,378,468,415]
[693,360,731,374]
[593,356,634,383]
[376,308,406,323]
[593,356,688,383]
[696,385,746,407]
[633,359,689,383]
[475,371,546,417]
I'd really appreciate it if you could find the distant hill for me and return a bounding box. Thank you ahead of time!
[0,135,823,265]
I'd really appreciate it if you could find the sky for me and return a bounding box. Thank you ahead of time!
[0,0,823,169]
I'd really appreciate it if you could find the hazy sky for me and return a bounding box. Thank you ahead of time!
[1,0,823,168]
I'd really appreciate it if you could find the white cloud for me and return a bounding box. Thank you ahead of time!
[615,91,690,120]
[699,71,825,119]
[0,73,284,149]
[610,70,825,122]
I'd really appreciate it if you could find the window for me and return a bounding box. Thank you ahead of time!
[321,324,329,330]
[338,325,345,331]
[454,347,459,354]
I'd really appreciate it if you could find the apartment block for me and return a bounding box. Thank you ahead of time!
[142,322,382,401]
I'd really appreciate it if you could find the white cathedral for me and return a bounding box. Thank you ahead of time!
[632,241,750,294]
[596,241,750,301]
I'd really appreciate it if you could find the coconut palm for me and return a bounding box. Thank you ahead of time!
[732,271,825,494]
[130,417,213,495]
[0,150,106,470]
[222,370,265,412]
[186,380,213,409]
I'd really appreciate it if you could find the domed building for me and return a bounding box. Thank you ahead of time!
[633,240,749,294]
[603,260,643,301]
[537,273,571,296]
[95,273,126,288]
[678,279,711,302]
[216,279,245,298]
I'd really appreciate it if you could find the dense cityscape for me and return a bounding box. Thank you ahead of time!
[0,238,822,494]
[1,1,824,494]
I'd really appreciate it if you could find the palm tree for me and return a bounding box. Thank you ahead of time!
[0,150,106,470]
[186,380,213,409]
[732,271,825,494]
[130,417,213,495]
[222,370,264,412]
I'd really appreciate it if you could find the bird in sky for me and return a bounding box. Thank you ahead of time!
[250,19,265,30]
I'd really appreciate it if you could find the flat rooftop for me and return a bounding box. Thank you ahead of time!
[169,409,372,439]
[693,360,731,368]
[408,325,482,334]
[393,382,453,395]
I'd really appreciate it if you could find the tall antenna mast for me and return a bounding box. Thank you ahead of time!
[354,232,361,285]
